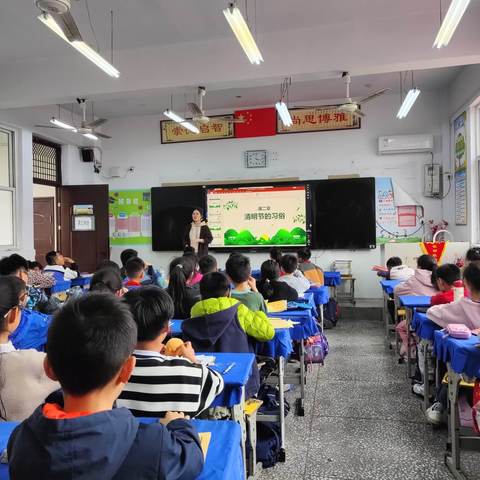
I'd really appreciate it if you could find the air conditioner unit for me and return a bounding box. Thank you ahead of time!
[378,134,434,155]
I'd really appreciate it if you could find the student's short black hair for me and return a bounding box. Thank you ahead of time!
[0,276,26,329]
[28,260,43,270]
[435,263,461,286]
[417,254,437,272]
[463,263,480,293]
[120,249,138,267]
[125,257,145,278]
[260,259,280,281]
[297,247,311,261]
[123,286,174,342]
[0,254,28,276]
[200,272,230,299]
[46,293,137,396]
[90,268,123,294]
[386,256,402,269]
[96,259,120,272]
[183,246,196,255]
[269,247,282,264]
[280,254,298,274]
[466,247,480,262]
[225,254,251,283]
[45,251,59,266]
[198,255,217,275]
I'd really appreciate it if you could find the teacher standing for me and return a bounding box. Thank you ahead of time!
[183,208,213,258]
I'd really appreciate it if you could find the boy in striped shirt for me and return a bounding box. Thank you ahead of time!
[117,286,223,417]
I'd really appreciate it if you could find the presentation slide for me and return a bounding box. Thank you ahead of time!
[207,185,307,248]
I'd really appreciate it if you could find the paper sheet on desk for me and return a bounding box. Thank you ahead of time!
[269,318,299,329]
[198,432,211,459]
[196,355,216,365]
[266,300,287,313]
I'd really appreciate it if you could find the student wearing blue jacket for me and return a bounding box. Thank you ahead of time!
[7,293,204,480]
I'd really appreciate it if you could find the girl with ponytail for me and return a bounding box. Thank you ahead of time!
[90,268,126,297]
[167,257,201,319]
[0,277,59,420]
[257,259,299,302]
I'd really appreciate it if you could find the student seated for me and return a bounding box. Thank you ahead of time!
[44,250,78,281]
[425,263,480,424]
[97,259,121,272]
[7,293,204,480]
[465,246,480,267]
[430,264,461,305]
[378,256,414,281]
[278,254,311,296]
[0,277,59,421]
[269,247,283,265]
[183,249,203,286]
[117,286,223,417]
[394,255,438,358]
[226,253,267,313]
[124,257,147,288]
[120,249,166,288]
[167,257,201,319]
[198,254,217,275]
[393,254,438,297]
[90,268,126,297]
[297,247,324,285]
[257,259,299,302]
[182,272,274,398]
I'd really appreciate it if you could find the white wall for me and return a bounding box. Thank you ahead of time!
[441,64,480,244]
[99,90,449,298]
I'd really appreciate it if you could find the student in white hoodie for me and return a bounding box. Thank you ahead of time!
[425,262,480,425]
[394,255,438,358]
[278,254,311,296]
[43,250,78,281]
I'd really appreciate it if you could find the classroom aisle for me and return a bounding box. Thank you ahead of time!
[260,315,480,480]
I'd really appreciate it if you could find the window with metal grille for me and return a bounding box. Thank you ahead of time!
[33,137,61,186]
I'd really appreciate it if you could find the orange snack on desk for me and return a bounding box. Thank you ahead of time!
[165,338,184,356]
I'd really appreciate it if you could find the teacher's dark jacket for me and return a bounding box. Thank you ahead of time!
[183,222,213,258]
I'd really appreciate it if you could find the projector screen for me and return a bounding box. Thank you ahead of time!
[207,185,308,248]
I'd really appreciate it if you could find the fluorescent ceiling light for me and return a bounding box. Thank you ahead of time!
[163,109,200,134]
[83,133,98,140]
[163,109,186,123]
[433,0,471,48]
[38,13,120,77]
[275,101,293,127]
[50,117,77,131]
[223,3,264,65]
[396,88,421,119]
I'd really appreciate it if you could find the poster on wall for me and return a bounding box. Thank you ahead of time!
[375,177,423,244]
[454,111,467,225]
[109,190,152,245]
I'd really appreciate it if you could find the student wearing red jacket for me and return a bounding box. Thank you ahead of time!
[430,263,462,306]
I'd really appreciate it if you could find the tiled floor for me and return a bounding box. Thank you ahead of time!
[259,315,480,480]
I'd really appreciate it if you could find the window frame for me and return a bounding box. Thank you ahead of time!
[0,126,16,248]
[32,136,62,187]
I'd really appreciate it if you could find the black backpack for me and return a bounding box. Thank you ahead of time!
[322,298,339,328]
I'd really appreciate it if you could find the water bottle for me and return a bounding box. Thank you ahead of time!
[453,280,464,302]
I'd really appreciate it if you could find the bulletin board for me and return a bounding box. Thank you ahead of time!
[453,111,467,225]
[109,190,152,245]
[375,177,423,244]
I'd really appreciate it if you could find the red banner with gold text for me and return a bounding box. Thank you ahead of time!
[420,242,447,264]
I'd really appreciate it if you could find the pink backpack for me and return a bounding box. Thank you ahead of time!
[443,324,472,339]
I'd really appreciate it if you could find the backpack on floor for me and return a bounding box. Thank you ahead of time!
[305,332,329,365]
[323,298,339,328]
[473,381,480,434]
[255,422,281,468]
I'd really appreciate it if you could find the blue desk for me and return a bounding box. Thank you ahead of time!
[412,311,440,342]
[0,420,243,480]
[324,271,341,287]
[50,280,71,293]
[304,286,329,307]
[433,330,480,478]
[268,310,319,341]
[70,276,92,288]
[380,279,401,295]
[399,295,431,308]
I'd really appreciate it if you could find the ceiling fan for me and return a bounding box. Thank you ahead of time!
[337,72,390,118]
[35,98,112,139]
[186,87,245,124]
[296,72,390,118]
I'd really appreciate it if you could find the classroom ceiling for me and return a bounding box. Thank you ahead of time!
[0,0,479,112]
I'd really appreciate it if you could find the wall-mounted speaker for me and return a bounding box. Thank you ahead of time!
[81,149,95,163]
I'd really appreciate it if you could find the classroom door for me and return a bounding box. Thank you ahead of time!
[59,185,109,273]
[33,197,55,265]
